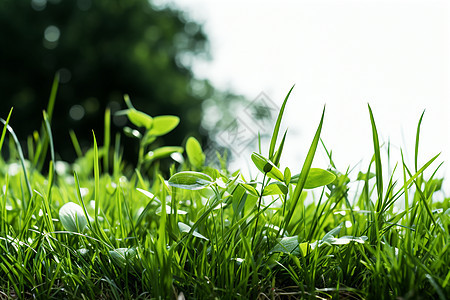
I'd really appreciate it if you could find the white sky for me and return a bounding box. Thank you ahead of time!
[164,0,450,191]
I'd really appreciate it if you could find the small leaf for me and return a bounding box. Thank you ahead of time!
[186,137,205,168]
[178,222,208,240]
[240,183,259,197]
[147,115,180,136]
[284,167,291,185]
[290,168,336,189]
[128,109,153,129]
[262,182,288,196]
[59,202,88,232]
[145,146,183,163]
[270,236,300,254]
[357,171,376,181]
[251,152,284,181]
[321,224,343,244]
[109,248,138,267]
[168,171,213,190]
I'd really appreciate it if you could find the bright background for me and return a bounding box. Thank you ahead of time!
[164,0,450,190]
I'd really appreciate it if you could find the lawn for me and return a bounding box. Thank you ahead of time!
[0,86,448,299]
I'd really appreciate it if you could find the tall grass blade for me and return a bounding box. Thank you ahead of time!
[0,119,33,206]
[284,106,325,231]
[415,110,425,173]
[69,130,83,158]
[46,72,59,123]
[269,85,294,160]
[104,108,111,173]
[0,108,13,153]
[93,132,100,225]
[43,111,55,169]
[273,129,288,166]
[368,104,383,211]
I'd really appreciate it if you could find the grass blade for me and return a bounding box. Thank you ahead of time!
[415,110,425,173]
[368,104,383,211]
[284,106,325,231]
[0,108,13,153]
[104,108,111,173]
[69,130,83,158]
[46,72,59,123]
[0,118,33,206]
[93,131,100,225]
[269,85,294,160]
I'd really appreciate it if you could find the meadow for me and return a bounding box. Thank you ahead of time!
[0,85,449,299]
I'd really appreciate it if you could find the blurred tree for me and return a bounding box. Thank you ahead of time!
[0,0,216,164]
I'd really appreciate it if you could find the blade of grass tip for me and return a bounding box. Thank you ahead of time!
[415,110,425,173]
[273,129,288,167]
[401,150,410,224]
[41,161,55,235]
[368,104,383,212]
[113,132,122,179]
[74,171,93,230]
[46,72,59,123]
[34,76,59,171]
[42,111,56,223]
[269,84,294,160]
[123,94,135,109]
[320,138,336,169]
[258,132,262,154]
[43,111,55,171]
[93,131,100,225]
[404,161,440,229]
[27,136,34,162]
[284,106,325,232]
[0,108,13,153]
[392,153,440,202]
[69,130,83,158]
[92,133,109,243]
[0,118,33,206]
[103,108,111,173]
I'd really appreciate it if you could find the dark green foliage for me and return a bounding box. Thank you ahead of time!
[0,0,212,162]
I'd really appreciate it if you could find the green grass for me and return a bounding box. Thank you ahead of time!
[0,87,449,299]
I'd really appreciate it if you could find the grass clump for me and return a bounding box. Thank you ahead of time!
[0,85,449,299]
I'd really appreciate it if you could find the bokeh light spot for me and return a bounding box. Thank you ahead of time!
[31,0,47,11]
[44,25,60,42]
[69,105,85,121]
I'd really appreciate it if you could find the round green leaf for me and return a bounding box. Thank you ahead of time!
[127,109,153,129]
[168,171,213,190]
[186,137,205,168]
[251,152,284,181]
[109,248,138,267]
[59,202,88,232]
[147,115,180,136]
[240,183,260,197]
[290,168,336,189]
